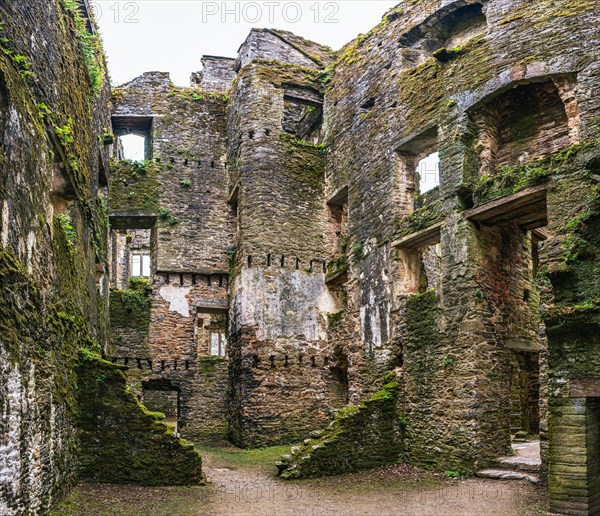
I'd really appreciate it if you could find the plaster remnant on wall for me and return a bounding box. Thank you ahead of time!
[235,268,335,341]
[159,285,192,317]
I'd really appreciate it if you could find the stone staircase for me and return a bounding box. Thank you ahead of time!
[476,440,541,484]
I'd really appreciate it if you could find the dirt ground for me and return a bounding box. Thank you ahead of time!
[52,445,548,516]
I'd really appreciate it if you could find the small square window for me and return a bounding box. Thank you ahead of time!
[210,331,227,357]
[131,253,151,277]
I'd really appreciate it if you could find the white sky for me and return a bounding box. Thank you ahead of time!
[93,1,400,86]
[417,152,440,193]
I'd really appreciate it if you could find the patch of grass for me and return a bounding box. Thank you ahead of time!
[197,443,295,472]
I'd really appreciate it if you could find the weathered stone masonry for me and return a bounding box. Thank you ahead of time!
[2,0,600,515]
[273,3,600,516]
[103,2,600,513]
[0,1,203,514]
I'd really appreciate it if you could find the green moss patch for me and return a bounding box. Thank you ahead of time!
[278,133,326,190]
[109,289,151,332]
[395,201,442,239]
[108,159,160,213]
[197,355,226,374]
[254,60,325,92]
[544,303,600,380]
[277,373,404,479]
[469,143,596,206]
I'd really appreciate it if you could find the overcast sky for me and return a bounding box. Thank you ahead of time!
[93,1,400,86]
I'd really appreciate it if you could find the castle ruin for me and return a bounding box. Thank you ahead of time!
[1,0,600,514]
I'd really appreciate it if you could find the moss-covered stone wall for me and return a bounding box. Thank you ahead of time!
[0,2,207,513]
[226,51,349,447]
[0,0,112,511]
[276,373,404,478]
[264,4,600,507]
[108,68,235,444]
[77,350,204,485]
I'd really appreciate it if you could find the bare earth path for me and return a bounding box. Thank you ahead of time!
[53,445,548,516]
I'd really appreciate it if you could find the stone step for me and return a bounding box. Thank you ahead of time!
[493,454,541,472]
[475,469,539,484]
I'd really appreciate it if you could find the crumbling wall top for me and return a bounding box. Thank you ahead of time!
[235,28,334,71]
[191,55,236,91]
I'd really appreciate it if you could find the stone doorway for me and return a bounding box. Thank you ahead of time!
[510,350,540,441]
[142,379,181,433]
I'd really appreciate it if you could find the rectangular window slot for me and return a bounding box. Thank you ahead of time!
[131,252,151,278]
[112,116,153,161]
[396,126,440,210]
[210,331,227,357]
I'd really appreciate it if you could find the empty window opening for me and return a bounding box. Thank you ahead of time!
[472,80,573,174]
[396,126,439,210]
[393,229,442,297]
[131,252,151,277]
[115,228,153,289]
[399,3,487,66]
[416,152,440,194]
[119,134,146,161]
[510,351,540,438]
[328,347,349,405]
[142,379,181,433]
[327,186,349,289]
[210,331,227,357]
[112,116,153,161]
[282,91,323,143]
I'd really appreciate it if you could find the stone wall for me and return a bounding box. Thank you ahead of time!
[0,1,206,512]
[77,350,204,485]
[277,373,404,478]
[272,2,600,504]
[0,0,111,511]
[109,69,235,443]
